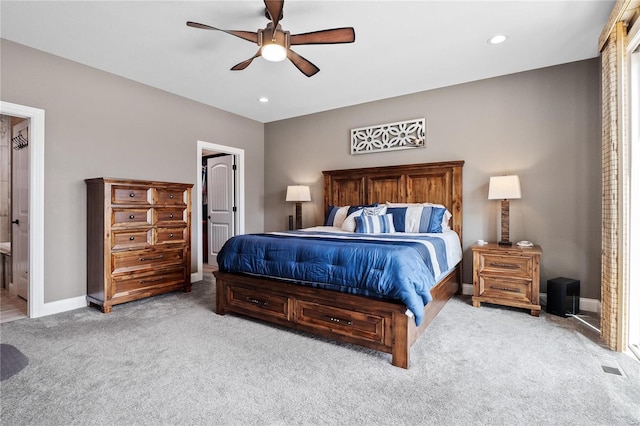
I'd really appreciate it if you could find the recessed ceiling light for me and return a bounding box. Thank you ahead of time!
[488,34,508,45]
[258,97,269,103]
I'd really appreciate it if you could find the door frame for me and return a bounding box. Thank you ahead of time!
[194,140,244,282]
[626,19,640,360]
[0,101,45,318]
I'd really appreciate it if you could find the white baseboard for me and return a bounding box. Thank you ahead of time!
[462,283,474,295]
[461,282,601,314]
[34,274,204,318]
[39,295,87,317]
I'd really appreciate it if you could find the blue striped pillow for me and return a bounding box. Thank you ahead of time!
[417,206,446,233]
[354,214,396,234]
[386,206,447,233]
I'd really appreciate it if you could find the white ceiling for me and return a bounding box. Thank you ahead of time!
[1,1,613,123]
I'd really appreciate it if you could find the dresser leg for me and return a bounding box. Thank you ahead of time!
[183,284,192,293]
[531,309,540,317]
[472,299,480,308]
[101,305,112,314]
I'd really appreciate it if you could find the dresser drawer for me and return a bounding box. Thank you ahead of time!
[226,285,290,321]
[111,185,152,205]
[111,229,153,251]
[111,208,153,227]
[295,300,385,344]
[477,275,531,303]
[111,268,186,298]
[155,207,187,225]
[112,248,184,274]
[156,227,187,245]
[477,253,532,278]
[157,188,187,206]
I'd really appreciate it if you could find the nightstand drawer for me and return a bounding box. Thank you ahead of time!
[478,276,531,303]
[478,253,532,278]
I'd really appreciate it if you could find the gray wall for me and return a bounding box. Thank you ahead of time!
[265,59,602,299]
[1,39,265,303]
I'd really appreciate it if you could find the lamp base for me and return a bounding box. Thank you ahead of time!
[498,240,513,246]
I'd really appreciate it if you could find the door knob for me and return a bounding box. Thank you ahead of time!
[11,219,19,225]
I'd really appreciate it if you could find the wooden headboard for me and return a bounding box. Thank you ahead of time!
[322,161,464,240]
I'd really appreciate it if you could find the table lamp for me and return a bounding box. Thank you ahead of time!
[286,185,311,229]
[488,175,521,246]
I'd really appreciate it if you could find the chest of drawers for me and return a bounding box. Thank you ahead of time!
[86,178,192,313]
[471,243,542,316]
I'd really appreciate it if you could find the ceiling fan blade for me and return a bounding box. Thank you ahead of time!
[264,0,284,28]
[287,49,320,77]
[186,21,258,44]
[231,50,262,71]
[290,27,356,45]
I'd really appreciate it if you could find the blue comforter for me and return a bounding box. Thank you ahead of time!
[217,231,450,326]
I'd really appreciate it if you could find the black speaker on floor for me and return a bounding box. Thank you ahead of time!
[547,277,580,317]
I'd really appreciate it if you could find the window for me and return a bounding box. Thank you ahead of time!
[627,24,640,360]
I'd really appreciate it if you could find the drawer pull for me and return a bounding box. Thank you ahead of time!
[169,195,174,199]
[321,315,352,326]
[490,285,521,293]
[129,236,135,241]
[245,297,269,307]
[169,214,174,219]
[129,193,136,198]
[139,255,164,261]
[489,262,521,269]
[140,277,163,284]
[169,233,174,238]
[129,215,135,219]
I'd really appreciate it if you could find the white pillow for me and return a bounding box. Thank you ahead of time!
[341,209,364,232]
[341,205,387,232]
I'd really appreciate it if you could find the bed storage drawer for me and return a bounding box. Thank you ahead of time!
[225,284,290,321]
[295,300,385,344]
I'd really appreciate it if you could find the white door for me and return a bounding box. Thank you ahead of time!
[207,155,235,267]
[11,119,29,300]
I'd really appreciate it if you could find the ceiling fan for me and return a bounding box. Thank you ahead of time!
[186,0,355,77]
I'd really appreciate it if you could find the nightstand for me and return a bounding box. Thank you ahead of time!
[471,242,542,316]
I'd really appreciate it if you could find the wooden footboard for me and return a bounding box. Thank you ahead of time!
[214,264,460,369]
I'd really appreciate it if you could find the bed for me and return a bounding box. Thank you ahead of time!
[213,160,464,368]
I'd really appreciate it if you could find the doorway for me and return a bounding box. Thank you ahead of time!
[203,153,235,269]
[0,101,45,319]
[194,140,245,282]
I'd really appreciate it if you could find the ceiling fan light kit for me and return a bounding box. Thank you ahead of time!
[187,0,355,77]
[261,43,287,62]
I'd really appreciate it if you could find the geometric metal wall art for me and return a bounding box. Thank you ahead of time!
[350,118,425,155]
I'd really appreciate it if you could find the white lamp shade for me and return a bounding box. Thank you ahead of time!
[286,185,311,202]
[488,175,521,200]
